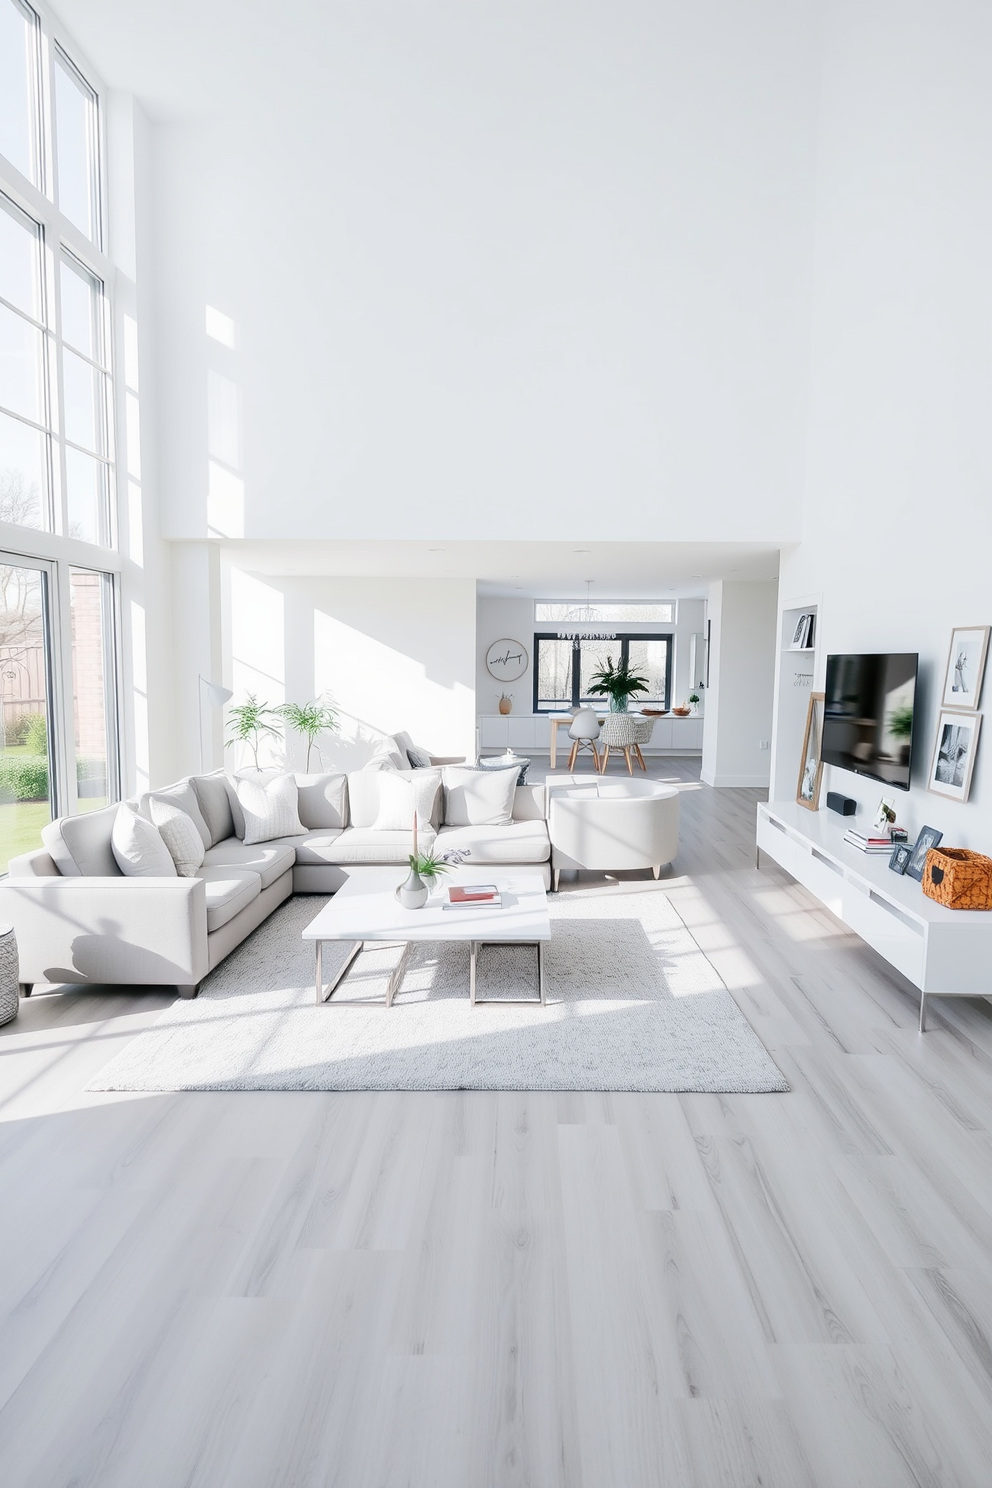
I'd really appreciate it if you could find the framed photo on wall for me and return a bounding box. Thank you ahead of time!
[927,710,982,803]
[941,626,990,711]
[796,692,826,812]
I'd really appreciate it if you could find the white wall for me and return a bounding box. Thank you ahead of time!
[146,2,818,545]
[212,569,476,774]
[702,581,777,787]
[476,593,706,719]
[777,0,992,850]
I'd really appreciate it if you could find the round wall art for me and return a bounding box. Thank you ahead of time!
[486,638,529,683]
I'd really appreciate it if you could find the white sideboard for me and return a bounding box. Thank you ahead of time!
[478,713,703,758]
[756,801,992,1030]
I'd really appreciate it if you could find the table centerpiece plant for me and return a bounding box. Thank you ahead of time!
[586,656,650,712]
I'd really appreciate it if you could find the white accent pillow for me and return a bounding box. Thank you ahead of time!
[111,803,178,877]
[442,766,517,827]
[234,772,306,845]
[372,769,441,831]
[148,797,206,877]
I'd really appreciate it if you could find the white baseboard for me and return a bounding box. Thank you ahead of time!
[700,769,771,788]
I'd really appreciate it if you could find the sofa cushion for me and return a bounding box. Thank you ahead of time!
[275,829,344,866]
[201,837,297,890]
[42,803,123,877]
[320,827,436,865]
[393,729,433,769]
[191,771,236,846]
[233,772,306,845]
[442,765,517,827]
[372,768,441,831]
[148,797,206,877]
[112,804,178,877]
[141,780,211,851]
[199,865,261,931]
[295,772,348,829]
[348,768,442,830]
[434,821,551,864]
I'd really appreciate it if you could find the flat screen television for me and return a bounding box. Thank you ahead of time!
[822,653,918,790]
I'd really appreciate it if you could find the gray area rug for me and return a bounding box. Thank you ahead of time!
[88,887,788,1093]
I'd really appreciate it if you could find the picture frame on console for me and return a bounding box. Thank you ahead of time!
[940,626,990,711]
[906,825,943,882]
[796,692,825,812]
[928,710,982,803]
[889,842,913,875]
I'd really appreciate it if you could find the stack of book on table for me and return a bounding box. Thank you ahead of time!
[843,829,895,855]
[443,884,502,909]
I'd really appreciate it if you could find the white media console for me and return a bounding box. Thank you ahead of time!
[756,801,992,1030]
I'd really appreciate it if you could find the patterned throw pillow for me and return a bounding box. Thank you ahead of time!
[148,797,206,877]
[234,772,306,845]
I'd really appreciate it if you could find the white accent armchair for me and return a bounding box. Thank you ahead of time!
[548,778,679,890]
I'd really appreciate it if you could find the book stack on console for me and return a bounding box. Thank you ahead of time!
[443,884,502,910]
[843,830,895,854]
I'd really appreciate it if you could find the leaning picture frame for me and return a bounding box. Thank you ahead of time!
[927,710,982,803]
[906,825,943,882]
[796,692,825,812]
[941,626,990,711]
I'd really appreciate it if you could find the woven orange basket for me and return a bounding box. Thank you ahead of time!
[923,848,992,910]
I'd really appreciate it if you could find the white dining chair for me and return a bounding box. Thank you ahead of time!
[567,708,602,771]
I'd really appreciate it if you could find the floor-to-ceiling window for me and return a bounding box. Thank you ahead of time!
[0,0,120,871]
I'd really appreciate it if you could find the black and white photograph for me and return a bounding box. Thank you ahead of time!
[906,825,944,881]
[889,842,913,875]
[928,710,982,803]
[940,625,990,710]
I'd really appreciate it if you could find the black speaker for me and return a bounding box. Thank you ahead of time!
[826,791,857,816]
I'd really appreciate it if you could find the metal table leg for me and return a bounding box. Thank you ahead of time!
[470,940,547,1006]
[316,939,363,1004]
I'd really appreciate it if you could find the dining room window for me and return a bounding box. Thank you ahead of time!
[533,634,673,712]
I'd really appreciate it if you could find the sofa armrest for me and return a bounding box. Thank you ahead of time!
[0,876,209,987]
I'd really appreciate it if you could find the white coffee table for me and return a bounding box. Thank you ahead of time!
[302,868,552,1007]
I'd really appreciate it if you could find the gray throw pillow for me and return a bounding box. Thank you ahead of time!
[406,746,434,770]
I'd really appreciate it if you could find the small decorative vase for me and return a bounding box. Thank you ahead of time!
[498,697,512,715]
[609,696,628,713]
[395,866,429,910]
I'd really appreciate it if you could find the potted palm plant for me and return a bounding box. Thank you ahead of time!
[278,698,338,772]
[225,694,281,769]
[586,656,650,712]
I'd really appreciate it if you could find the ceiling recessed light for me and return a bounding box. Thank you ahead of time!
[428,547,446,553]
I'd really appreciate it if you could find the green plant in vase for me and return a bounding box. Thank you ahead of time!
[278,698,338,772]
[225,694,281,769]
[586,656,650,712]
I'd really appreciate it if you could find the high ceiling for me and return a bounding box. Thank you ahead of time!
[222,539,780,598]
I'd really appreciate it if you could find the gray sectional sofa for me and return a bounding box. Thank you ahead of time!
[0,766,550,999]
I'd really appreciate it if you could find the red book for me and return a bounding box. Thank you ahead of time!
[447,885,499,903]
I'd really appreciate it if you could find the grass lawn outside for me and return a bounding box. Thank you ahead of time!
[0,800,50,874]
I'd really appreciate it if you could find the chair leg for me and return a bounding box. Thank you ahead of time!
[599,744,609,772]
[634,743,647,771]
[652,865,661,880]
[592,741,601,771]
[624,746,634,774]
[567,739,579,771]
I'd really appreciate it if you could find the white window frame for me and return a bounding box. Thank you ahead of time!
[0,0,123,842]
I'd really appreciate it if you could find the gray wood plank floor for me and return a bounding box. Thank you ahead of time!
[3,760,992,1487]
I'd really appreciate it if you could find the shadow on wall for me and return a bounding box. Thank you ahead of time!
[223,567,476,768]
